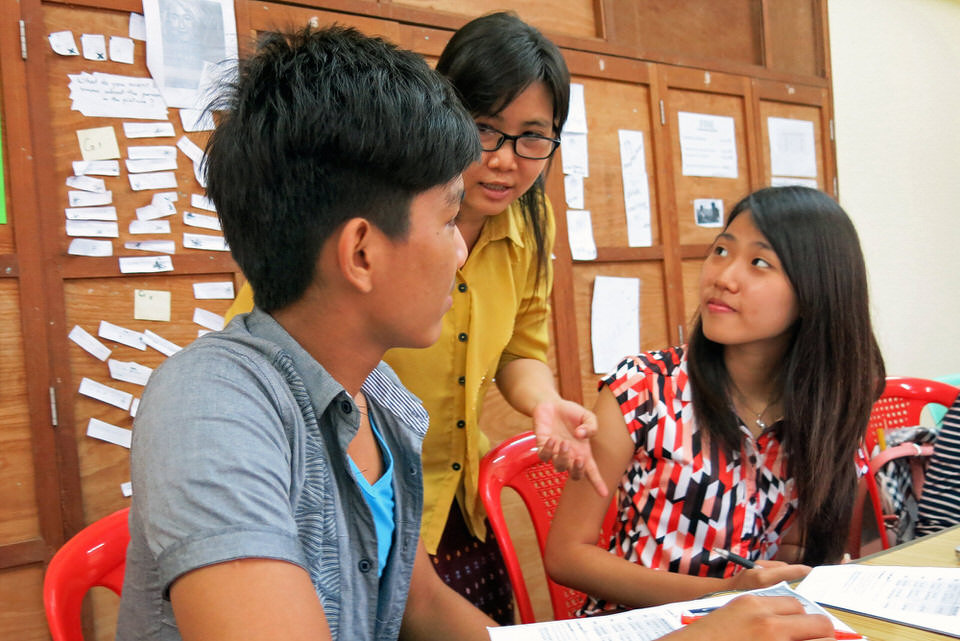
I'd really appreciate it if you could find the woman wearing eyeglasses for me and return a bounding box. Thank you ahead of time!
[223,12,602,624]
[381,12,606,624]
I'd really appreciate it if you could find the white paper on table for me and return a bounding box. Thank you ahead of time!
[86,417,133,449]
[564,174,584,209]
[771,176,819,189]
[129,220,172,235]
[180,108,215,132]
[153,191,179,205]
[591,275,640,374]
[618,129,652,247]
[49,31,80,56]
[65,220,119,238]
[109,36,135,64]
[123,121,176,138]
[488,582,858,641]
[183,211,221,231]
[193,281,234,299]
[68,238,113,257]
[68,325,112,360]
[129,171,177,191]
[677,111,738,178]
[99,320,147,350]
[68,189,113,207]
[193,307,225,331]
[768,117,817,178]
[68,72,168,120]
[564,83,588,134]
[119,255,174,274]
[183,232,228,251]
[190,193,216,212]
[73,160,120,176]
[126,157,178,173]
[66,175,107,193]
[143,0,237,109]
[795,564,960,636]
[125,240,176,254]
[560,131,589,177]
[65,206,117,221]
[81,34,107,61]
[129,397,140,418]
[566,210,597,261]
[79,377,133,410]
[143,329,182,356]
[121,481,134,496]
[128,145,177,160]
[77,126,121,161]
[108,358,153,386]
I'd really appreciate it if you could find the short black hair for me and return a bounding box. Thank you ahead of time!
[205,26,480,312]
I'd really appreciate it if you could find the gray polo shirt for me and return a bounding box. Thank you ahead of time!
[116,309,427,641]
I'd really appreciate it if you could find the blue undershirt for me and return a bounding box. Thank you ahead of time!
[347,414,395,576]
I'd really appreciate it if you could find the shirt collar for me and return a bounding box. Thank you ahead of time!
[473,201,526,253]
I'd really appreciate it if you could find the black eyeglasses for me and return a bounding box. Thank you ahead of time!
[477,124,560,160]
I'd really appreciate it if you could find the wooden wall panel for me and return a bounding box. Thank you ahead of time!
[0,281,40,544]
[763,0,822,77]
[572,262,667,405]
[0,566,46,641]
[662,74,756,248]
[392,0,601,39]
[64,275,235,521]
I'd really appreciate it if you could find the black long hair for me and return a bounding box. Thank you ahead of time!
[437,11,570,287]
[687,186,886,564]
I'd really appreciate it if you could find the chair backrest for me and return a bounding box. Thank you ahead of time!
[848,378,959,556]
[478,431,614,623]
[44,507,131,641]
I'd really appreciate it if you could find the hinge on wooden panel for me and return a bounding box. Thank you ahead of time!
[677,324,685,345]
[829,119,835,141]
[834,176,839,197]
[49,387,58,428]
[659,100,665,126]
[20,20,27,60]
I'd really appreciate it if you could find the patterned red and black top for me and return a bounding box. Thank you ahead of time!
[580,346,798,616]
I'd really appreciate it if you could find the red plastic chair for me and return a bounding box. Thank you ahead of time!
[478,431,614,623]
[847,378,959,556]
[43,507,131,641]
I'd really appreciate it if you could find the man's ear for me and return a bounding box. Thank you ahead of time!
[336,218,377,293]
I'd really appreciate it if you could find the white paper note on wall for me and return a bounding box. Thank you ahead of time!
[677,111,738,178]
[768,117,817,178]
[591,276,640,374]
[618,129,652,247]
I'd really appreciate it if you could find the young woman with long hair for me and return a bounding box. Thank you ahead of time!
[545,186,886,615]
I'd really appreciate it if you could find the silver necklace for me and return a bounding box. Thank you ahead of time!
[733,388,779,431]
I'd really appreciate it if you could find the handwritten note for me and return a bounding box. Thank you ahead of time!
[183,211,221,231]
[65,220,119,238]
[134,289,171,321]
[68,72,168,120]
[190,194,216,212]
[566,210,597,261]
[123,121,175,138]
[193,308,225,331]
[68,325,112,360]
[183,233,229,252]
[86,417,132,448]
[128,171,177,191]
[143,329,182,356]
[65,206,117,221]
[619,129,652,247]
[125,240,176,254]
[81,34,107,61]
[66,175,107,193]
[79,377,133,410]
[560,131,589,177]
[126,158,177,173]
[68,238,113,257]
[99,320,147,350]
[77,126,120,161]
[108,358,154,386]
[119,255,174,273]
[73,159,120,176]
[129,220,171,235]
[591,276,640,374]
[109,36,135,64]
[48,31,79,56]
[193,281,235,300]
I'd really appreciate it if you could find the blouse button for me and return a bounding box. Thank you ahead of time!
[456,420,465,429]
[452,462,461,471]
[458,283,467,293]
[358,559,373,573]
[457,376,465,385]
[340,400,352,414]
[458,332,468,342]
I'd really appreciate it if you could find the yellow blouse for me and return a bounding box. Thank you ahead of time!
[223,199,554,553]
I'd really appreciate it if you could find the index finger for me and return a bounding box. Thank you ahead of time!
[582,457,609,498]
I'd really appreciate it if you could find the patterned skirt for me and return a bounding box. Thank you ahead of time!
[429,501,515,625]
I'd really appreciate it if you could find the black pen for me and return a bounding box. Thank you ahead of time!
[712,547,756,569]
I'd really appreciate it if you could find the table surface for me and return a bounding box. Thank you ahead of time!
[826,524,960,641]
